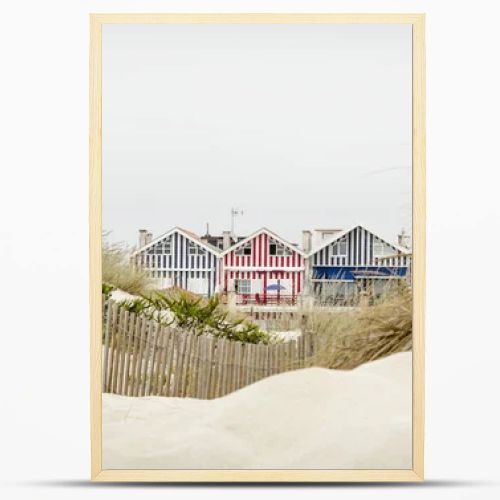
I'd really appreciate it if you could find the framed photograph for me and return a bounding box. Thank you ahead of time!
[90,13,425,482]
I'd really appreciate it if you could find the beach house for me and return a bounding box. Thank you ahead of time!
[220,228,306,305]
[305,225,411,305]
[132,227,221,296]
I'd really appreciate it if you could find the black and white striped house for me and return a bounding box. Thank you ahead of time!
[305,225,411,305]
[132,227,221,296]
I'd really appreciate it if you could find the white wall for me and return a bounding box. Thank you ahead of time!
[1,1,500,499]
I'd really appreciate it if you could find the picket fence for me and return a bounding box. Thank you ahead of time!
[102,300,316,399]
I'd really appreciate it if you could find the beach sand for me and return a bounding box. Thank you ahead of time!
[102,351,412,470]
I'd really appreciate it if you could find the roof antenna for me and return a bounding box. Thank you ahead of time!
[230,207,244,236]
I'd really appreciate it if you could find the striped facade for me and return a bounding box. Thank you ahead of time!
[311,225,410,268]
[131,224,409,306]
[222,228,305,301]
[133,228,220,297]
[309,225,411,303]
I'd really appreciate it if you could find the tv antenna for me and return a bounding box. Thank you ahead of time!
[230,207,244,236]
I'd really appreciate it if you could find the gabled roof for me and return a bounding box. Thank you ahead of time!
[221,227,305,257]
[132,226,221,256]
[308,224,411,257]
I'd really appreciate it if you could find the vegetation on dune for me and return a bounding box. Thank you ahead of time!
[102,282,116,300]
[102,235,152,295]
[101,231,411,355]
[267,286,413,370]
[119,291,270,345]
[309,287,412,369]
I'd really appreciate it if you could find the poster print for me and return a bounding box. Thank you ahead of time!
[90,13,425,482]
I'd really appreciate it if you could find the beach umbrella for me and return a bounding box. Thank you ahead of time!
[266,283,286,291]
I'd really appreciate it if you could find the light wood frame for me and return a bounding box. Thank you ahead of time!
[90,13,425,482]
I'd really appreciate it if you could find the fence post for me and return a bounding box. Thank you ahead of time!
[203,337,215,399]
[102,300,112,392]
[111,307,125,394]
[127,314,141,396]
[173,331,187,397]
[163,329,177,397]
[133,315,147,397]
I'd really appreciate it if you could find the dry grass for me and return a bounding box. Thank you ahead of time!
[269,287,412,370]
[102,239,152,295]
[315,288,412,369]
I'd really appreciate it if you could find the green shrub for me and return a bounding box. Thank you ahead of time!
[118,291,269,344]
[102,282,115,299]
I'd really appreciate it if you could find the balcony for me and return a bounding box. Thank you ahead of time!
[220,293,297,306]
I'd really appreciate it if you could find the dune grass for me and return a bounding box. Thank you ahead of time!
[102,238,152,295]
[267,286,412,370]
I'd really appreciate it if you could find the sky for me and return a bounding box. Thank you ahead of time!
[102,23,412,248]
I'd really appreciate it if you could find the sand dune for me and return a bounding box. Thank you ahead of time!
[102,352,412,470]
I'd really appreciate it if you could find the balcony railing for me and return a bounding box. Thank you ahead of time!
[221,293,297,306]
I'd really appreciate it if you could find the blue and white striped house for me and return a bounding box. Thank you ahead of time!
[306,225,411,304]
[132,227,221,296]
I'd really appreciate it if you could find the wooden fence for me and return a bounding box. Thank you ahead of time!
[102,300,316,399]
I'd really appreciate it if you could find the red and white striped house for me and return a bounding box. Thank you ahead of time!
[220,228,306,305]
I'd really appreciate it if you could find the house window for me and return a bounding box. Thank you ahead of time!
[148,239,171,254]
[269,241,292,256]
[373,241,392,257]
[235,242,252,256]
[235,279,251,294]
[332,237,347,256]
[188,241,206,256]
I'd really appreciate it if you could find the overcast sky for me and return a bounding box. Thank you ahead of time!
[103,23,412,248]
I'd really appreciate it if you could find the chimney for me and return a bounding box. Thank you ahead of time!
[145,232,153,245]
[138,229,148,248]
[302,230,312,253]
[222,230,232,250]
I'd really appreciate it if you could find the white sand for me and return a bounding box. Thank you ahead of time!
[271,329,302,341]
[108,289,175,323]
[109,289,138,303]
[103,352,412,470]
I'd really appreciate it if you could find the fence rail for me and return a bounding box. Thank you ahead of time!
[102,299,316,399]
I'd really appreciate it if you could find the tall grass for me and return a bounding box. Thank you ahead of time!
[102,237,152,295]
[268,287,412,370]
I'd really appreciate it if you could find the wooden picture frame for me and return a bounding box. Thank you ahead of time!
[90,13,425,482]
